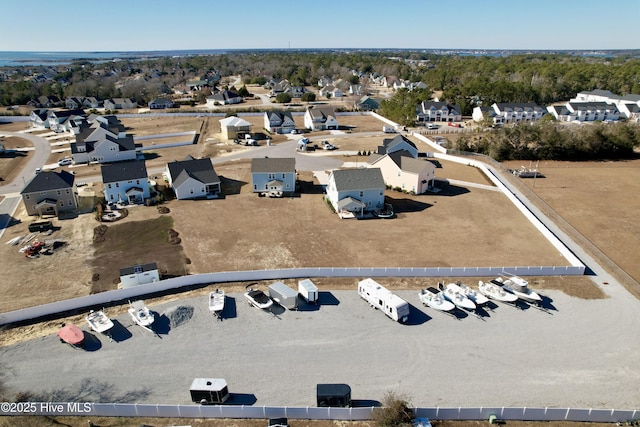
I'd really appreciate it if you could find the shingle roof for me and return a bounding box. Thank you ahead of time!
[389,151,432,174]
[21,170,74,194]
[167,157,220,187]
[219,116,252,127]
[101,160,148,183]
[119,262,158,276]
[332,168,384,192]
[251,157,295,173]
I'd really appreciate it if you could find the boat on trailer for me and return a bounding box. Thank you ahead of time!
[418,287,455,312]
[85,310,115,336]
[439,282,476,311]
[493,275,542,304]
[128,300,155,329]
[478,280,518,303]
[244,288,274,310]
[209,289,225,319]
[57,323,85,348]
[455,281,489,306]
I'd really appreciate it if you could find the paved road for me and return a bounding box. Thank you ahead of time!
[2,289,639,408]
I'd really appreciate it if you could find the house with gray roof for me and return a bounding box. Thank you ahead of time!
[101,160,150,205]
[47,109,86,133]
[29,109,49,128]
[357,96,380,111]
[104,98,137,110]
[264,110,296,134]
[416,101,462,123]
[149,97,175,109]
[251,157,296,197]
[377,134,419,158]
[165,156,221,200]
[490,103,546,123]
[326,168,385,218]
[21,170,77,217]
[206,90,242,107]
[70,115,136,164]
[119,262,160,288]
[369,150,435,194]
[304,106,339,131]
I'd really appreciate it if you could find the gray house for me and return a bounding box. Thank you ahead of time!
[21,170,77,217]
[165,156,221,200]
[325,168,385,217]
[251,157,296,197]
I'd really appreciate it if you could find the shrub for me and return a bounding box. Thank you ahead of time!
[372,391,414,427]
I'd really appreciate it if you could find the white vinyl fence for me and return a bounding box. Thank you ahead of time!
[2,403,637,423]
[0,265,584,326]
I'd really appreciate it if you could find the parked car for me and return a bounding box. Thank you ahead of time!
[448,122,463,128]
[58,158,72,166]
[427,123,438,129]
[322,140,336,150]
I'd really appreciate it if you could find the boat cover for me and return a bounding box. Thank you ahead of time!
[57,323,84,345]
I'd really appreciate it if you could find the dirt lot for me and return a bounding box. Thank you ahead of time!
[0,133,32,186]
[502,159,640,284]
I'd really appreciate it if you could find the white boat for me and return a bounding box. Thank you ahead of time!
[455,281,489,306]
[128,300,155,328]
[440,282,476,311]
[418,287,455,312]
[85,310,114,334]
[494,276,542,304]
[209,289,225,318]
[478,280,518,303]
[244,288,273,310]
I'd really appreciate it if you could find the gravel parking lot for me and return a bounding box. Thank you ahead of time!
[2,285,639,409]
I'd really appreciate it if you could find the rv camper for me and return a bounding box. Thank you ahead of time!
[298,279,319,304]
[190,378,230,404]
[268,281,299,310]
[316,383,352,407]
[358,278,410,323]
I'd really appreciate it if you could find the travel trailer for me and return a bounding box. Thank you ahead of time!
[298,279,319,304]
[268,281,299,310]
[190,378,230,404]
[358,278,410,323]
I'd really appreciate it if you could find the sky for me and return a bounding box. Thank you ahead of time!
[1,0,639,52]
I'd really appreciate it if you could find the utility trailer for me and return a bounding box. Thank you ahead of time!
[190,378,230,404]
[268,281,298,310]
[316,383,351,407]
[298,279,318,304]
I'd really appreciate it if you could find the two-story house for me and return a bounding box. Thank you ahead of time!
[369,151,436,194]
[219,116,252,140]
[20,170,77,217]
[377,134,419,158]
[101,160,150,205]
[264,111,296,134]
[165,156,221,200]
[251,157,296,197]
[416,101,462,123]
[149,97,175,109]
[304,106,339,131]
[104,98,137,110]
[326,168,385,218]
[70,116,136,164]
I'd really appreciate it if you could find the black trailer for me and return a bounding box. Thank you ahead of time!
[316,383,351,407]
[190,378,230,404]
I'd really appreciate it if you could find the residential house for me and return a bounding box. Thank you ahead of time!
[325,168,385,217]
[490,103,546,123]
[70,116,136,164]
[149,97,175,109]
[20,170,77,217]
[317,76,333,87]
[47,109,86,133]
[304,106,339,131]
[65,97,84,109]
[377,134,419,158]
[571,90,640,120]
[290,86,306,98]
[37,95,62,108]
[165,156,221,200]
[618,102,640,121]
[349,84,364,96]
[264,110,296,134]
[104,98,137,110]
[206,90,242,107]
[319,85,343,98]
[546,105,572,122]
[251,157,296,196]
[565,102,620,122]
[357,96,380,111]
[82,97,102,109]
[219,116,252,140]
[119,262,160,288]
[101,160,150,205]
[416,101,462,123]
[29,109,50,128]
[571,89,617,103]
[369,151,435,194]
[472,106,505,126]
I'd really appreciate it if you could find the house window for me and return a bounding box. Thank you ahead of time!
[282,173,285,179]
[110,195,113,200]
[108,184,111,189]
[25,195,30,200]
[57,190,61,195]
[359,191,363,197]
[67,199,72,205]
[66,189,69,194]
[115,183,119,188]
[189,188,194,194]
[136,180,140,185]
[254,185,257,190]
[268,173,275,179]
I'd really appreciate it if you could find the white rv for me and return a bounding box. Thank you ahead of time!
[358,278,409,323]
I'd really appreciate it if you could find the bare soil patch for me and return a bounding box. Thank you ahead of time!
[0,136,32,185]
[503,159,640,284]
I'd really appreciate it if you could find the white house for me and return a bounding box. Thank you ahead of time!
[165,156,221,200]
[326,168,385,217]
[70,116,136,164]
[264,111,296,134]
[548,102,620,122]
[304,106,338,131]
[491,103,546,123]
[369,151,436,194]
[219,116,252,140]
[416,101,462,123]
[571,90,640,120]
[119,262,160,288]
[206,90,242,107]
[101,160,150,205]
[251,157,296,196]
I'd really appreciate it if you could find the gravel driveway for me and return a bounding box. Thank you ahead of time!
[2,286,639,409]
